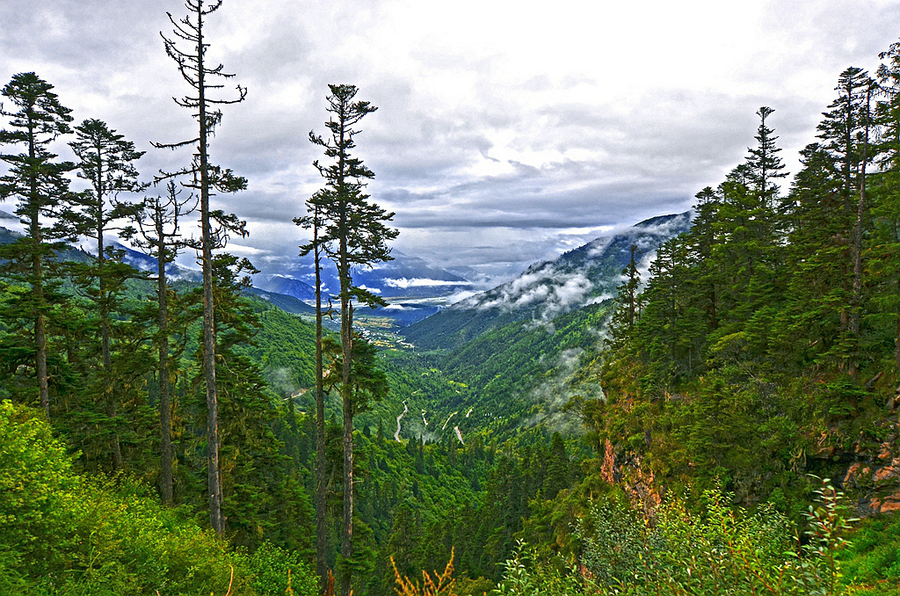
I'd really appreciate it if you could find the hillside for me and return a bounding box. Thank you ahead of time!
[430,302,611,438]
[0,227,316,318]
[351,301,612,449]
[401,212,691,351]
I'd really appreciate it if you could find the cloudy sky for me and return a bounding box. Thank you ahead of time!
[2,0,899,286]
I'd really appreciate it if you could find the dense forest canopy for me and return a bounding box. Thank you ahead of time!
[3,2,900,595]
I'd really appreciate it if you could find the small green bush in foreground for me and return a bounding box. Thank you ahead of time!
[0,401,315,595]
[495,479,860,595]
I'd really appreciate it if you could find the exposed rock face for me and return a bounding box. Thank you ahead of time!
[600,438,617,484]
[869,494,900,513]
[601,438,662,516]
[842,427,900,515]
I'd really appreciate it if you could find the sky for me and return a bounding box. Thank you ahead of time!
[2,0,900,287]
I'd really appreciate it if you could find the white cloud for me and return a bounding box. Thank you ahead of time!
[2,0,899,286]
[470,265,595,322]
[384,278,472,289]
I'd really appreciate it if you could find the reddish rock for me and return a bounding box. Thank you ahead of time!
[843,463,859,486]
[870,494,900,514]
[874,464,900,484]
[601,439,617,484]
[598,439,661,516]
[842,463,872,488]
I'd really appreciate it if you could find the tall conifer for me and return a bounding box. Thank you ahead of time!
[131,181,196,504]
[68,119,146,469]
[0,73,75,417]
[307,83,397,596]
[781,143,845,366]
[873,42,900,374]
[819,67,873,213]
[156,0,248,534]
[296,196,330,590]
[746,106,787,206]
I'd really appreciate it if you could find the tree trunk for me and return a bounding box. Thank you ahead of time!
[196,8,224,536]
[341,385,354,596]
[33,249,49,415]
[201,196,223,535]
[337,113,354,596]
[848,88,870,381]
[158,232,174,506]
[313,213,328,591]
[340,261,354,596]
[98,228,123,469]
[29,133,50,418]
[34,277,49,416]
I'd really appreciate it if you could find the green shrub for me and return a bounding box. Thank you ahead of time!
[0,401,266,595]
[492,541,583,596]
[493,478,859,595]
[0,400,76,578]
[836,515,900,594]
[573,478,855,595]
[242,541,317,595]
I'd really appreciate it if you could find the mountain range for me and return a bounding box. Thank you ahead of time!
[251,249,476,326]
[401,212,693,350]
[255,251,473,303]
[0,210,691,333]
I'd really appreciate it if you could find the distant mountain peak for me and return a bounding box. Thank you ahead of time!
[402,211,693,350]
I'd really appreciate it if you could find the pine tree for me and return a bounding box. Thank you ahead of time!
[131,181,197,504]
[715,108,787,360]
[68,118,147,469]
[746,106,787,208]
[690,186,723,332]
[604,244,643,354]
[156,0,248,534]
[780,143,846,368]
[0,73,75,417]
[197,254,274,545]
[848,80,874,379]
[295,195,331,590]
[308,83,398,596]
[619,244,642,330]
[633,235,700,384]
[811,68,876,377]
[543,432,570,499]
[818,67,873,213]
[872,42,900,374]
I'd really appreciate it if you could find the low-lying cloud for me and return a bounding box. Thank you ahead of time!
[469,265,594,322]
[384,277,472,289]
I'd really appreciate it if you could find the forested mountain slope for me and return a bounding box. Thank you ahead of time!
[430,302,611,438]
[353,301,612,450]
[401,212,691,351]
[580,96,900,521]
[0,224,316,318]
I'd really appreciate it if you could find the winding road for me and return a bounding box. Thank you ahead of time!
[394,400,408,442]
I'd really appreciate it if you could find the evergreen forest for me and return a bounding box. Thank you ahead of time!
[4,2,900,595]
